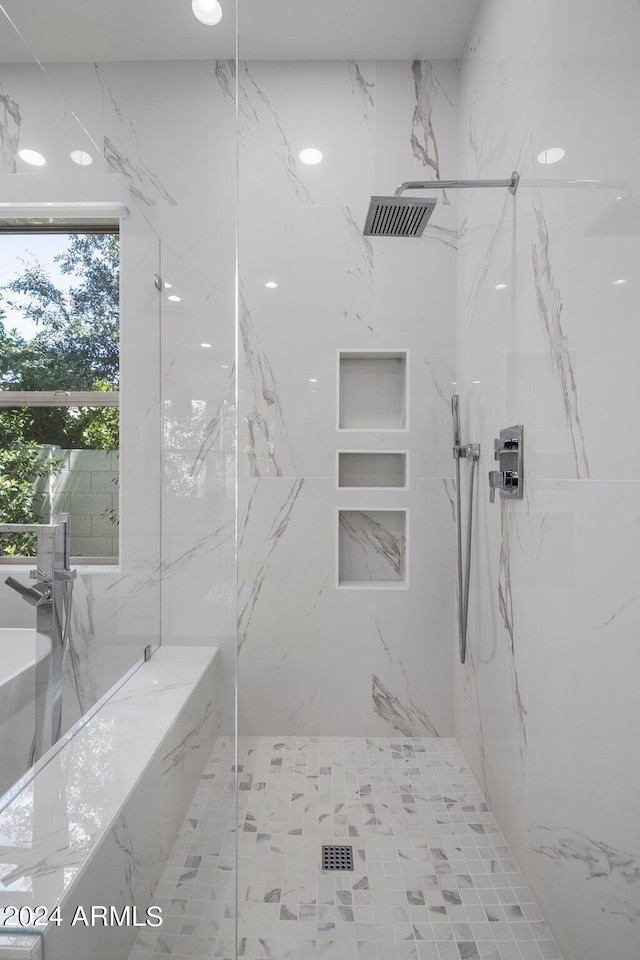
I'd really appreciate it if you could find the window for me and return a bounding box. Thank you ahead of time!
[0,222,119,561]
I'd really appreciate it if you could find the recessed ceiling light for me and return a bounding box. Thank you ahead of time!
[70,150,93,166]
[168,295,181,302]
[494,283,507,290]
[18,149,46,166]
[164,282,172,289]
[221,364,230,369]
[309,378,318,383]
[200,343,212,348]
[472,380,481,384]
[537,147,565,165]
[299,147,323,165]
[265,281,278,289]
[191,0,223,25]
[613,279,627,286]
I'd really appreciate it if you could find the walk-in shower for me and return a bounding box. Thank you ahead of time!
[0,2,636,960]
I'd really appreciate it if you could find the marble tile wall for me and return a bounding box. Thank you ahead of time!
[455,2,640,958]
[237,59,459,736]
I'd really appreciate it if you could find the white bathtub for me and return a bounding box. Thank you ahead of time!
[0,628,38,800]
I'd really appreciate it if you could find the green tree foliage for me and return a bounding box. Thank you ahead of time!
[1,233,119,390]
[0,233,119,550]
[0,444,62,555]
[0,232,119,449]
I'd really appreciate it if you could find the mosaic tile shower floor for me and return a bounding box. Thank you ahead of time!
[131,737,563,960]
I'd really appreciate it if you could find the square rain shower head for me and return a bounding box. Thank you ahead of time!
[363,195,437,237]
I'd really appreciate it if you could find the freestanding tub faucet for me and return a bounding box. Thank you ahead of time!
[0,515,76,763]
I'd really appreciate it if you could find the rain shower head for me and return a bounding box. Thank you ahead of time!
[364,172,520,238]
[363,195,437,237]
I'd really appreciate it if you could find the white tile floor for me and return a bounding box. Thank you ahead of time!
[131,737,563,960]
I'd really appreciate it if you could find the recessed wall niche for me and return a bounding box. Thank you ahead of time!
[337,509,407,589]
[338,451,407,489]
[338,351,407,430]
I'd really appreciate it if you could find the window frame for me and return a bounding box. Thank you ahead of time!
[0,221,120,565]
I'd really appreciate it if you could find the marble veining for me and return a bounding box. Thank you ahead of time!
[442,478,456,524]
[347,61,375,130]
[0,82,19,173]
[422,222,459,249]
[598,593,640,629]
[339,510,405,580]
[110,523,232,597]
[531,825,640,923]
[239,62,314,203]
[373,619,439,737]
[238,480,304,652]
[240,288,298,478]
[342,206,374,295]
[531,199,590,479]
[497,506,527,756]
[96,65,177,206]
[162,701,213,772]
[190,372,235,483]
[411,60,447,198]
[372,674,439,739]
[214,59,236,110]
[64,576,99,718]
[465,193,511,310]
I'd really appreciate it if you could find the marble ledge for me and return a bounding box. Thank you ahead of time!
[0,938,39,960]
[0,645,218,944]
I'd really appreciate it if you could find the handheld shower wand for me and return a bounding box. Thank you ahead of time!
[451,397,479,664]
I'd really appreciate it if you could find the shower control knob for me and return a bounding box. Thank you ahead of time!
[490,424,524,502]
[489,470,519,503]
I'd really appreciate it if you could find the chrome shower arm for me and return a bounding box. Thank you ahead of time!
[395,171,520,196]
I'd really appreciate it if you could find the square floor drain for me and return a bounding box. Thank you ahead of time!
[322,844,354,871]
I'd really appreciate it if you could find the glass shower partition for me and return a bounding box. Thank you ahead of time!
[0,6,165,803]
[0,5,164,954]
[0,0,238,957]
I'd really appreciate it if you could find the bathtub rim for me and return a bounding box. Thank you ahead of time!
[0,639,159,815]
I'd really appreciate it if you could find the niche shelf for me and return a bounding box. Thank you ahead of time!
[337,451,408,489]
[338,351,408,430]
[337,509,408,589]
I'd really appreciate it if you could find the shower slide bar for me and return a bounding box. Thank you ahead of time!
[451,396,479,665]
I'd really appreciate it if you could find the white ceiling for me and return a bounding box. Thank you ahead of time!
[0,0,480,63]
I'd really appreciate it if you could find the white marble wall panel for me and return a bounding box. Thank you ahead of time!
[456,2,640,958]
[0,62,108,176]
[238,59,458,736]
[238,478,373,736]
[237,59,375,207]
[370,478,456,738]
